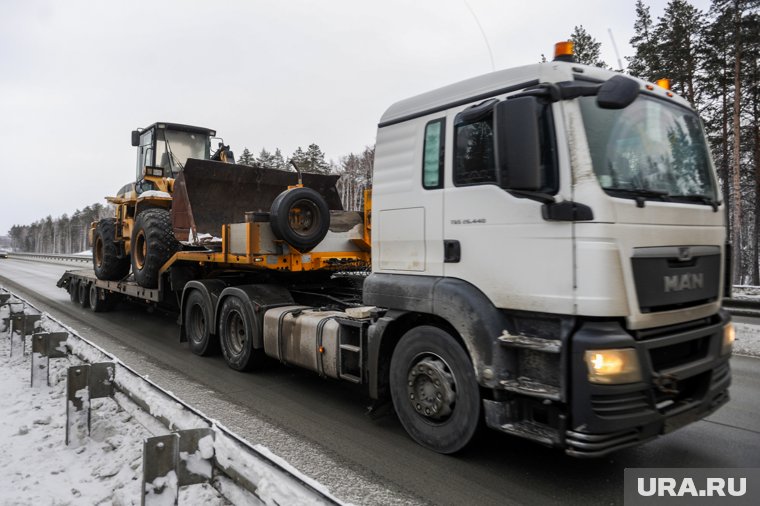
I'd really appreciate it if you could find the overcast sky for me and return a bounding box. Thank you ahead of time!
[0,0,711,237]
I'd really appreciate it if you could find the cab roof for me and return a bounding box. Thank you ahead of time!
[140,122,216,137]
[378,61,690,128]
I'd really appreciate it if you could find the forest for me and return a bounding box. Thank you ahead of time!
[8,0,759,285]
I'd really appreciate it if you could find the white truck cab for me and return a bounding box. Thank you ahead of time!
[364,48,732,456]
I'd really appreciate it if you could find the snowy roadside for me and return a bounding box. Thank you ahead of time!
[0,304,229,505]
[0,292,343,505]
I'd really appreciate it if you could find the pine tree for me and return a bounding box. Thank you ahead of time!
[257,148,274,168]
[237,148,256,166]
[271,148,286,170]
[290,144,331,174]
[570,25,608,68]
[655,0,705,105]
[627,0,658,80]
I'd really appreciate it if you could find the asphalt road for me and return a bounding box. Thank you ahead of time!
[2,258,759,506]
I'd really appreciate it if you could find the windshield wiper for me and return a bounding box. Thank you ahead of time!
[669,194,720,212]
[602,187,670,208]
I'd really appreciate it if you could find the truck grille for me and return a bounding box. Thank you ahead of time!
[649,336,710,372]
[631,246,720,313]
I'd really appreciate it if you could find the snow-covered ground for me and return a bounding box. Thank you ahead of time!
[0,308,229,505]
[0,293,340,505]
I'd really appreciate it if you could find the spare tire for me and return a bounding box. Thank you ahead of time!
[131,208,179,288]
[93,218,130,280]
[270,187,330,252]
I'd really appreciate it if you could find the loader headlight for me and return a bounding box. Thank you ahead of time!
[584,348,642,384]
[721,322,735,356]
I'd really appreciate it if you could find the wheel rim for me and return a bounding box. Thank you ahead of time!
[95,237,104,268]
[288,199,320,238]
[188,303,206,344]
[225,309,246,354]
[406,353,457,423]
[134,230,147,270]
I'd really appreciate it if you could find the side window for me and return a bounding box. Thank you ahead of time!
[454,110,496,186]
[422,119,445,189]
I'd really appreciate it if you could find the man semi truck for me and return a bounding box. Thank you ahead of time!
[59,44,734,457]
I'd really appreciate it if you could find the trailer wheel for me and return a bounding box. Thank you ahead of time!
[69,279,80,304]
[389,326,481,454]
[88,284,112,312]
[184,290,218,356]
[131,208,179,289]
[93,218,130,281]
[78,281,90,307]
[218,295,265,371]
[270,187,330,252]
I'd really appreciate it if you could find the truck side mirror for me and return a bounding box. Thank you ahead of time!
[131,130,141,147]
[494,97,542,191]
[596,75,639,109]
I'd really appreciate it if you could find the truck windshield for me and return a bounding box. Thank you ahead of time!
[155,130,209,176]
[579,95,717,203]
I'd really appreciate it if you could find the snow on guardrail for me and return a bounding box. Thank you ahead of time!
[0,286,344,505]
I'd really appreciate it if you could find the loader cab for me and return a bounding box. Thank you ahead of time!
[132,123,215,182]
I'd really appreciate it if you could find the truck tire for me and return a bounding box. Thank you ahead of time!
[93,219,130,281]
[270,187,330,252]
[69,279,80,303]
[389,326,481,454]
[184,289,218,356]
[131,208,179,288]
[218,294,265,371]
[88,284,113,312]
[78,281,90,307]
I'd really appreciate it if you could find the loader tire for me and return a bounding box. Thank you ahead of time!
[270,187,330,252]
[93,218,130,281]
[131,208,179,289]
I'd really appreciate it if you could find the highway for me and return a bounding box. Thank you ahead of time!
[2,257,759,506]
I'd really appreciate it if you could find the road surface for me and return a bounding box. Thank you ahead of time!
[1,257,759,506]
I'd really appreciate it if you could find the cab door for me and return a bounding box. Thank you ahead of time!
[442,100,574,314]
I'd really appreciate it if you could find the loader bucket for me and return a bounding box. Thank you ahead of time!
[172,159,343,242]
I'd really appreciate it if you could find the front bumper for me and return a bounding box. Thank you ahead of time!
[566,312,731,457]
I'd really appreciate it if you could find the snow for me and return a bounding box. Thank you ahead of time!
[1,291,343,505]
[0,324,229,505]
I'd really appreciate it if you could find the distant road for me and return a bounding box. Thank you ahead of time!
[2,258,759,506]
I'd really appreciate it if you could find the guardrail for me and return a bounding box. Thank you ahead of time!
[0,286,342,505]
[6,251,760,317]
[6,252,91,263]
[723,298,760,318]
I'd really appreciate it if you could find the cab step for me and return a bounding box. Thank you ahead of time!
[500,377,561,401]
[498,332,561,353]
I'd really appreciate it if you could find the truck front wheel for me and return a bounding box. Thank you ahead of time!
[389,326,481,454]
[218,295,264,371]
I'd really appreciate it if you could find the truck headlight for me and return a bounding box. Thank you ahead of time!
[584,348,642,384]
[721,322,735,356]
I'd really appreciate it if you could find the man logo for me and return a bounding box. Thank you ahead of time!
[678,247,692,262]
[664,273,704,293]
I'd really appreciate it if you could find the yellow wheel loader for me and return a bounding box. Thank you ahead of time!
[92,122,235,288]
